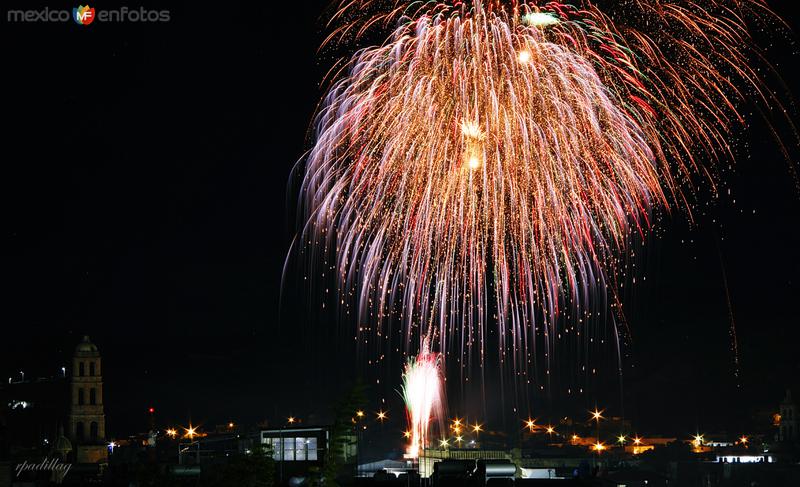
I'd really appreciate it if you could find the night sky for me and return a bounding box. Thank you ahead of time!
[3,1,800,443]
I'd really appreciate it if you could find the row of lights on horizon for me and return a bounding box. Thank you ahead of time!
[140,407,236,442]
[148,406,752,454]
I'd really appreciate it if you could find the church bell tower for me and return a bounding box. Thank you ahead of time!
[68,336,108,463]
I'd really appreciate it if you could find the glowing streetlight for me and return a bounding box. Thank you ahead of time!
[472,423,483,434]
[356,410,365,418]
[228,422,235,429]
[455,435,464,446]
[166,428,177,438]
[633,436,642,445]
[452,418,463,428]
[692,434,705,450]
[525,418,536,432]
[184,424,198,440]
[592,442,606,452]
[617,435,626,445]
[545,426,555,435]
[403,430,412,439]
[287,416,296,425]
[377,410,387,421]
[439,438,449,448]
[739,436,749,445]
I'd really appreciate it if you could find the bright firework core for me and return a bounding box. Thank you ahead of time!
[401,339,445,458]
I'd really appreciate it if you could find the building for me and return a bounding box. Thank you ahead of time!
[0,336,109,484]
[418,448,513,478]
[260,426,326,464]
[0,373,68,458]
[259,425,358,482]
[777,389,797,443]
[67,336,108,464]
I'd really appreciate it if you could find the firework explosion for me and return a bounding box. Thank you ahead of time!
[401,339,446,458]
[295,1,782,380]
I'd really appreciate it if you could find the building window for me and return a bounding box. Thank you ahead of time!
[283,438,295,461]
[78,388,85,405]
[90,422,98,440]
[270,438,281,460]
[307,437,318,460]
[90,388,96,405]
[89,362,95,376]
[263,436,319,461]
[76,422,84,440]
[295,437,307,461]
[79,362,85,377]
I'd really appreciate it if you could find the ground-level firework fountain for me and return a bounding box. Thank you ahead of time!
[401,338,445,458]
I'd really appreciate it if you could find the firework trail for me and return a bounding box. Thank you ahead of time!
[294,0,784,382]
[716,238,742,388]
[401,338,445,458]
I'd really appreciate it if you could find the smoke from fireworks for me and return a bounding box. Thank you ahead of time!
[294,0,784,380]
[401,338,445,458]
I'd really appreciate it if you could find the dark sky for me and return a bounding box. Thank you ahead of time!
[3,0,799,443]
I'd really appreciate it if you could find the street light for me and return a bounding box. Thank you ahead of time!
[472,423,483,434]
[353,411,365,477]
[590,408,603,450]
[439,438,449,448]
[692,434,705,452]
[739,436,749,445]
[633,436,642,445]
[617,435,626,445]
[166,428,177,438]
[184,425,198,440]
[287,416,296,425]
[376,410,387,421]
[524,418,536,432]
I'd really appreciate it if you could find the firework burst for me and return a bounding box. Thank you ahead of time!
[401,338,446,458]
[294,0,784,381]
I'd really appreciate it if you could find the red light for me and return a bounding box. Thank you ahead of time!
[148,407,155,414]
